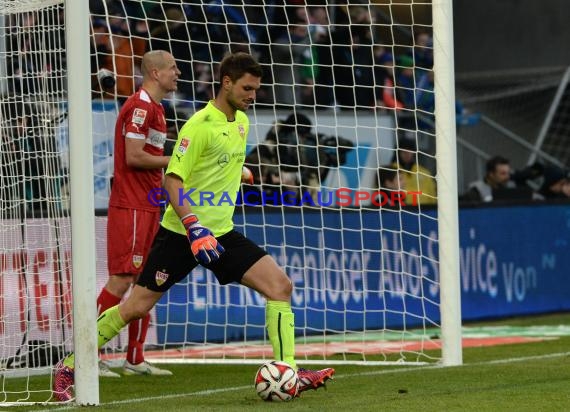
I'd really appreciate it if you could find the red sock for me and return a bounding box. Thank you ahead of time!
[97,287,122,316]
[127,313,150,365]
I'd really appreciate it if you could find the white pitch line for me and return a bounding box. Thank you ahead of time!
[29,351,570,412]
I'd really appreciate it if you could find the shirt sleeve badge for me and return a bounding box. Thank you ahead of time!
[178,138,190,154]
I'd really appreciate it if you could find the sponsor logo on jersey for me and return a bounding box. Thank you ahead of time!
[132,254,143,268]
[238,124,245,138]
[218,153,230,168]
[155,270,169,286]
[178,138,190,154]
[132,108,147,125]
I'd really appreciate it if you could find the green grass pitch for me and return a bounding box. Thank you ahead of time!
[10,312,570,411]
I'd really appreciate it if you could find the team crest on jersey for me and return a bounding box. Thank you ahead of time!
[132,108,147,125]
[155,270,169,286]
[132,254,143,268]
[238,124,245,138]
[178,138,190,154]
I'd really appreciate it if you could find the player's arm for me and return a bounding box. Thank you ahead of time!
[164,172,192,222]
[125,137,170,169]
[164,172,224,264]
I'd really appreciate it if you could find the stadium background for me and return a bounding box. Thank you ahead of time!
[68,0,570,347]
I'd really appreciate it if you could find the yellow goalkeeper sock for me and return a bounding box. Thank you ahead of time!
[62,305,127,369]
[96,305,127,348]
[266,300,296,370]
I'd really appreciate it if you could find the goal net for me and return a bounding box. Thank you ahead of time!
[0,0,461,404]
[89,0,460,367]
[0,0,71,405]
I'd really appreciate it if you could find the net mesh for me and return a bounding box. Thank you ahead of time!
[0,0,70,404]
[89,1,443,367]
[0,0,451,404]
[0,0,62,15]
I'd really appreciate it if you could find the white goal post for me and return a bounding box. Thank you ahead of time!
[65,0,99,406]
[0,0,461,405]
[433,0,462,366]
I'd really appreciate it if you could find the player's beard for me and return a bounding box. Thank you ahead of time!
[227,92,251,112]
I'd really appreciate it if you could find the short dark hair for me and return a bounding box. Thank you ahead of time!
[218,52,263,83]
[486,155,510,174]
[377,166,398,188]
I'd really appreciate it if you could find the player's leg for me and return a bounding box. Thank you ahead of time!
[105,207,170,375]
[58,287,164,365]
[122,226,198,375]
[97,274,133,377]
[240,254,334,393]
[123,210,158,370]
[99,206,140,377]
[97,276,131,315]
[58,224,187,370]
[54,227,196,400]
[209,231,335,394]
[239,255,296,367]
[121,287,170,376]
[53,286,165,402]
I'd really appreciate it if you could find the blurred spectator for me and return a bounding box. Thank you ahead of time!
[90,17,115,97]
[307,6,329,43]
[511,161,544,188]
[393,45,472,136]
[393,31,434,133]
[539,166,570,199]
[393,31,433,114]
[461,156,516,203]
[331,5,375,109]
[375,165,409,207]
[374,45,402,109]
[413,31,434,70]
[109,7,148,100]
[6,8,66,96]
[306,5,334,107]
[393,55,427,131]
[182,1,255,69]
[271,15,314,106]
[147,6,195,104]
[0,97,63,214]
[243,117,302,205]
[244,111,353,204]
[90,2,148,102]
[378,166,405,192]
[390,137,436,205]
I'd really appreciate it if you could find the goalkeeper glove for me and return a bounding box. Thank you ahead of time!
[181,213,225,265]
[241,166,254,185]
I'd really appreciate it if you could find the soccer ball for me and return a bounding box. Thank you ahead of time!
[254,361,299,401]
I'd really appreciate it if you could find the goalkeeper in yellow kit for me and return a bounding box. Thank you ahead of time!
[53,52,334,402]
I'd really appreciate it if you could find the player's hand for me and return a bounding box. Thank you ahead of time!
[181,214,225,265]
[241,166,254,185]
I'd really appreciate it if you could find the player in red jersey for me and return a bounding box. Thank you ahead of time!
[97,50,180,377]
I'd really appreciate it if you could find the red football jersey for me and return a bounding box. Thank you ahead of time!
[108,88,167,210]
